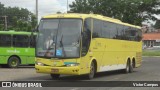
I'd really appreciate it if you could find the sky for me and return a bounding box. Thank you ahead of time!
[0,0,159,25]
[0,0,75,20]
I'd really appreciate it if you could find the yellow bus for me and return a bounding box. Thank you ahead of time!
[35,13,142,79]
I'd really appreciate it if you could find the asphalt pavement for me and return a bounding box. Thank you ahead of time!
[0,57,160,90]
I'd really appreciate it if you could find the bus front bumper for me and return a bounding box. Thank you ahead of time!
[35,65,80,75]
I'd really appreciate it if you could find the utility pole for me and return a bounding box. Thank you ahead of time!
[1,16,8,30]
[36,0,38,25]
[4,16,7,30]
[67,0,68,13]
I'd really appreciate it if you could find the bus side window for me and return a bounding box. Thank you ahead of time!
[136,29,142,41]
[92,19,102,38]
[13,35,29,48]
[82,18,91,57]
[0,34,11,47]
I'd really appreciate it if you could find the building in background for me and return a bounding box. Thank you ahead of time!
[143,33,160,49]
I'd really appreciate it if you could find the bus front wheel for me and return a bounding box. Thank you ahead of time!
[8,56,20,68]
[50,74,60,79]
[88,62,95,79]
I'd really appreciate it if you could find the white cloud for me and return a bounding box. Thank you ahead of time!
[154,14,160,20]
[0,0,75,20]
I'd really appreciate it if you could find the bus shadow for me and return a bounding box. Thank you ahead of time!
[0,65,34,69]
[51,70,137,81]
[12,70,138,81]
[19,65,35,68]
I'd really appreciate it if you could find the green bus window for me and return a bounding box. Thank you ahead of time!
[13,35,29,48]
[0,34,11,47]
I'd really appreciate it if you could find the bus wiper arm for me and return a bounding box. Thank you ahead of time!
[59,35,66,57]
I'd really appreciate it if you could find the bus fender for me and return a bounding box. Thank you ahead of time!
[88,57,96,67]
[125,57,131,66]
[88,57,97,72]
[8,55,21,64]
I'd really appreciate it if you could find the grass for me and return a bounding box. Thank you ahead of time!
[143,50,160,56]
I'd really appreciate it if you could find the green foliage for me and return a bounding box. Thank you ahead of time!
[143,50,160,56]
[69,0,160,26]
[0,24,3,30]
[0,2,37,31]
[154,20,160,29]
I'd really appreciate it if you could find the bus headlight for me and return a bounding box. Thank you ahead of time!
[36,62,44,66]
[66,63,79,67]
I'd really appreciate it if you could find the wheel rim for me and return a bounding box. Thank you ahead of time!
[11,59,18,67]
[90,63,94,78]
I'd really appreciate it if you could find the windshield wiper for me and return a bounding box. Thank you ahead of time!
[59,34,66,57]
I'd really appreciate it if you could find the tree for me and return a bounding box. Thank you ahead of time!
[31,14,37,29]
[0,3,37,31]
[69,0,160,26]
[154,20,160,29]
[0,24,3,30]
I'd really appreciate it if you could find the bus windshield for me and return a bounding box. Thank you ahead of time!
[36,19,82,58]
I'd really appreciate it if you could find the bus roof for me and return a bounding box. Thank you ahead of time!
[42,13,141,29]
[0,30,36,35]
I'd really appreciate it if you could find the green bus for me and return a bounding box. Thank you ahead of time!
[0,30,36,68]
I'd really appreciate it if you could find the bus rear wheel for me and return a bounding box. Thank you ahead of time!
[50,74,60,79]
[8,56,20,68]
[88,62,95,79]
[124,60,133,73]
[129,61,133,73]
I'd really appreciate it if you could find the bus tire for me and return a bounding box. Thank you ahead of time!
[8,56,20,68]
[88,61,95,79]
[124,60,130,73]
[129,61,133,73]
[50,74,60,79]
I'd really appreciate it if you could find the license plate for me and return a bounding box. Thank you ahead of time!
[51,69,59,73]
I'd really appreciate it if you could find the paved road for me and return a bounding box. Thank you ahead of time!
[0,57,160,90]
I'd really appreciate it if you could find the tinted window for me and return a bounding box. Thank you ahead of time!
[93,19,102,38]
[82,18,91,56]
[107,22,117,39]
[136,29,142,41]
[116,24,124,40]
[0,34,11,47]
[102,21,110,38]
[91,18,142,42]
[123,26,130,40]
[124,27,137,41]
[13,35,29,47]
